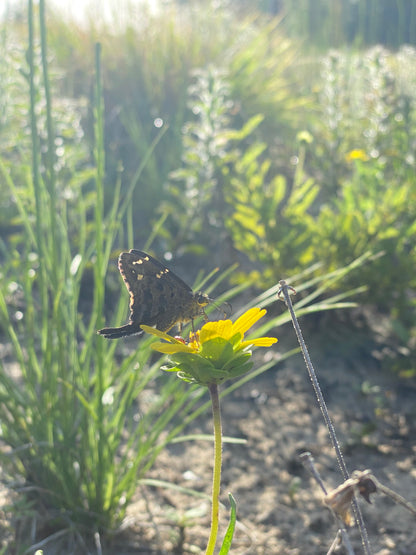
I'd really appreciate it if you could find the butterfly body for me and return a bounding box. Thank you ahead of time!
[98,250,210,339]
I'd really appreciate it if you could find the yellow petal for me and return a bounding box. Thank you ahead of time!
[200,319,234,342]
[240,337,278,348]
[140,325,180,343]
[150,342,196,354]
[232,308,267,337]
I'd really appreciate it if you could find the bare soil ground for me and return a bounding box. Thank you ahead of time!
[109,326,416,555]
[2,323,416,554]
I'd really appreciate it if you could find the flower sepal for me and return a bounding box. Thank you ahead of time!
[162,336,255,385]
[221,350,253,378]
[162,352,228,385]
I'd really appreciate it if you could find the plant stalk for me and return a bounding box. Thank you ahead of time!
[205,383,223,555]
[278,280,372,555]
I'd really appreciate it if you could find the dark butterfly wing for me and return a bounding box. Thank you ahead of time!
[97,322,143,339]
[128,250,193,292]
[120,250,195,328]
[97,250,202,339]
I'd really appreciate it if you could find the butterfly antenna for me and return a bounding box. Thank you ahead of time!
[221,301,232,318]
[209,300,232,319]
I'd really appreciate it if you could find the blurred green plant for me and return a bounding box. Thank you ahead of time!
[289,46,416,369]
[162,70,298,279]
[0,6,232,551]
[312,158,416,318]
[0,20,92,249]
[311,46,416,197]
[224,131,319,285]
[305,47,416,327]
[160,63,312,276]
[227,17,309,150]
[42,9,305,249]
[160,65,252,260]
[161,43,416,367]
[45,4,239,246]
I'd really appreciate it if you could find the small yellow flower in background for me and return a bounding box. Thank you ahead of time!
[296,130,314,144]
[141,308,277,386]
[345,149,369,162]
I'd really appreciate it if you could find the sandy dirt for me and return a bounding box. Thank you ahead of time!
[2,322,416,554]
[108,326,416,555]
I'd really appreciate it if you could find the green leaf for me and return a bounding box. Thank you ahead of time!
[218,493,237,554]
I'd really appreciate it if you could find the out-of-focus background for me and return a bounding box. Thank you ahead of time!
[1,1,416,553]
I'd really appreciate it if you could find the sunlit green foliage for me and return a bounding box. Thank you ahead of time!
[306,47,416,328]
[42,9,306,248]
[1,1,416,547]
[311,47,416,196]
[160,41,416,356]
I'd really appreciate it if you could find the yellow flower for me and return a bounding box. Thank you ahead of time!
[345,149,369,162]
[141,308,277,386]
[199,308,277,348]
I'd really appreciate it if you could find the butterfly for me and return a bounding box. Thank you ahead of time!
[97,250,210,339]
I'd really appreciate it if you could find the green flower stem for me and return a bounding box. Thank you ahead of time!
[205,383,223,555]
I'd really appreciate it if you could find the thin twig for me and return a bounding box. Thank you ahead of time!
[352,470,416,517]
[299,451,328,494]
[278,280,372,555]
[327,529,355,555]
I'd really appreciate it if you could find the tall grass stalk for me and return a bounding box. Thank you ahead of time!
[0,1,223,549]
